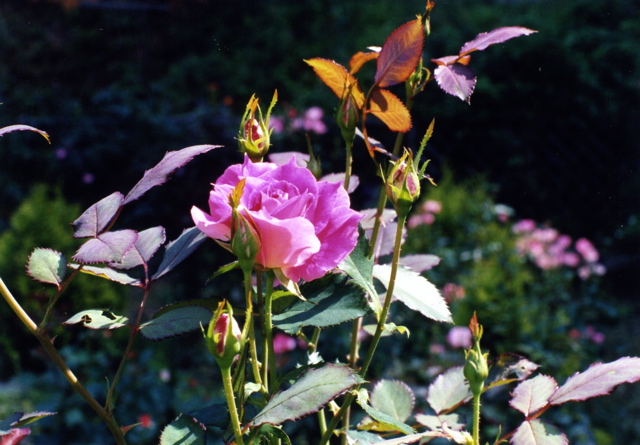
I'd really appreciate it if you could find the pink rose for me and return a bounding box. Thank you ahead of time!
[192,155,362,282]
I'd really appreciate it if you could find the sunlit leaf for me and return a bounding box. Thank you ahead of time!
[140,306,213,341]
[72,229,138,264]
[374,19,424,88]
[123,144,220,205]
[415,413,465,432]
[432,63,476,104]
[549,357,640,405]
[304,58,365,107]
[427,366,471,414]
[0,124,50,143]
[11,412,56,429]
[349,51,379,75]
[159,414,205,445]
[71,192,124,238]
[357,389,415,435]
[373,264,452,322]
[510,374,557,416]
[26,248,66,288]
[371,380,415,423]
[63,309,129,330]
[369,89,411,133]
[250,363,363,426]
[272,273,371,334]
[68,263,142,287]
[460,26,537,55]
[110,226,166,270]
[511,419,568,445]
[345,430,383,445]
[152,227,208,280]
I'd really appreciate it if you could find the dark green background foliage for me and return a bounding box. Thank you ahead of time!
[0,0,638,443]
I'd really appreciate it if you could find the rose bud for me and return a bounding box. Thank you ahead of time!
[385,148,421,217]
[238,91,278,162]
[205,301,243,368]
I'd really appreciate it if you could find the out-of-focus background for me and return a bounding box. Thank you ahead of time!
[1,0,638,444]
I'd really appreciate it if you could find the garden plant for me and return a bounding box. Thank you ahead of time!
[1,2,639,444]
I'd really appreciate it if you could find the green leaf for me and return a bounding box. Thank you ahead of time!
[250,363,363,427]
[152,226,208,280]
[357,389,415,435]
[26,248,66,288]
[338,228,381,317]
[371,380,415,423]
[345,430,383,444]
[12,411,56,429]
[0,413,23,435]
[63,309,129,330]
[140,306,213,340]
[254,424,292,445]
[69,264,142,287]
[272,274,371,334]
[373,264,452,322]
[159,414,206,445]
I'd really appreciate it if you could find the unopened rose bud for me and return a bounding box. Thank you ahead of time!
[336,90,359,145]
[238,91,278,162]
[463,313,489,397]
[205,302,243,368]
[385,149,421,217]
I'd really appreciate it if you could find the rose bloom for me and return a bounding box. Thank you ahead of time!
[192,155,362,282]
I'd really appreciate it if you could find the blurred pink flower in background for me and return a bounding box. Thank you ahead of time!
[271,106,328,135]
[447,326,472,349]
[442,282,466,303]
[513,219,605,279]
[273,333,298,354]
[422,199,442,214]
[575,237,599,263]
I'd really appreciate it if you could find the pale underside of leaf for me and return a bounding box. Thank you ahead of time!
[26,248,66,288]
[510,374,557,416]
[511,419,568,445]
[373,263,452,323]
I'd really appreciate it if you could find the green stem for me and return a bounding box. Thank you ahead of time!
[0,278,127,445]
[472,391,481,445]
[319,213,408,445]
[221,365,245,445]
[105,282,152,412]
[343,139,353,192]
[242,270,263,392]
[39,265,82,329]
[262,271,277,392]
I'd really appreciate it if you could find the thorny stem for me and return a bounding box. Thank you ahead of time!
[221,365,245,445]
[262,271,278,393]
[319,212,408,445]
[0,278,127,445]
[472,390,481,445]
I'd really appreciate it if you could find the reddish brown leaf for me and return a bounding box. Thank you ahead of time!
[369,89,411,133]
[304,58,365,108]
[374,19,424,88]
[349,51,379,74]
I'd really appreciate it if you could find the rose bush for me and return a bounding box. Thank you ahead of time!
[191,154,362,282]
